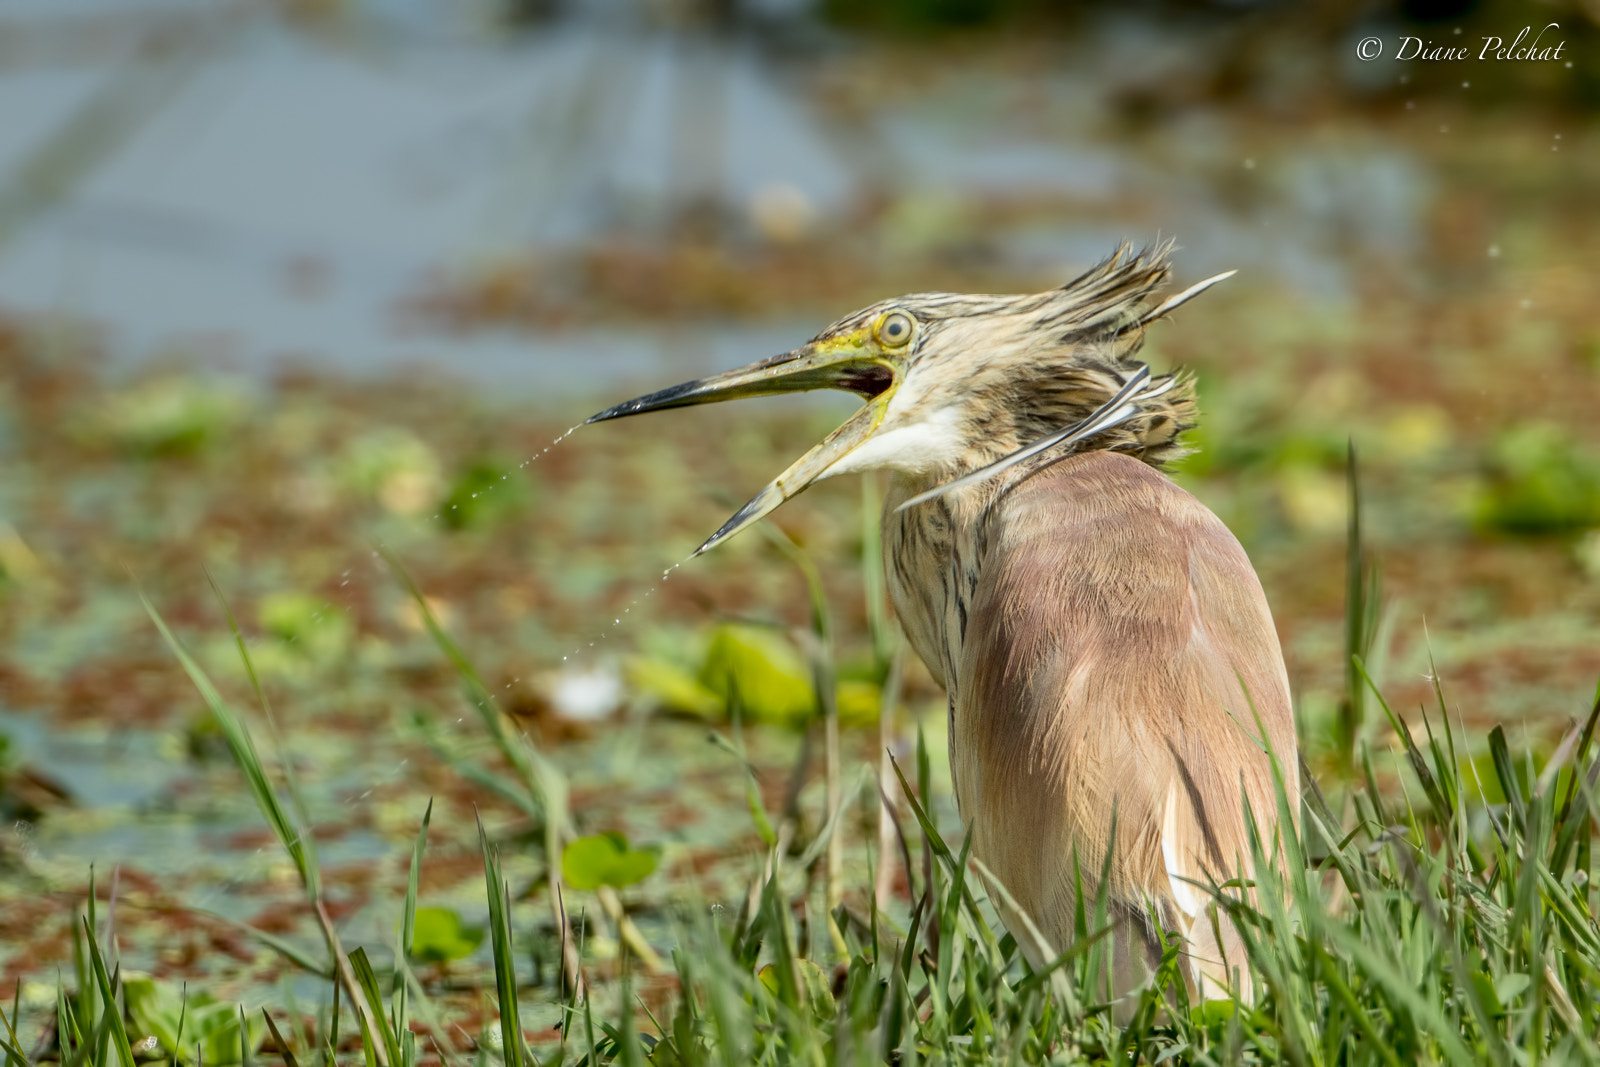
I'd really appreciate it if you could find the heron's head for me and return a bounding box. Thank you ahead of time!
[588,243,1220,554]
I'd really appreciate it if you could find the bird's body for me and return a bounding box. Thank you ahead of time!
[886,450,1293,996]
[590,243,1297,1003]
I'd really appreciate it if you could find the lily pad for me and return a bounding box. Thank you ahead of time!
[409,906,485,964]
[562,831,659,890]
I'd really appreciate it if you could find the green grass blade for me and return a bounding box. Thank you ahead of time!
[138,589,316,895]
[79,918,134,1067]
[476,818,525,1067]
[1340,439,1368,768]
[262,1008,301,1067]
[394,799,433,1038]
[206,569,322,901]
[347,949,402,1067]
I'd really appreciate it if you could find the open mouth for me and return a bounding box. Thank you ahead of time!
[837,363,895,399]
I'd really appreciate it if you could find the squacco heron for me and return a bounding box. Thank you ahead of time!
[589,243,1296,1002]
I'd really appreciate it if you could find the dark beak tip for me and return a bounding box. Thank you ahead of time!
[585,400,637,423]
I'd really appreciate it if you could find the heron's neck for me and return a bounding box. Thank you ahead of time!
[880,473,999,702]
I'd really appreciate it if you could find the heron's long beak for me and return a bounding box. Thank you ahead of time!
[586,340,896,555]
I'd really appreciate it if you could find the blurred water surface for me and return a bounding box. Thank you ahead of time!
[0,0,1430,390]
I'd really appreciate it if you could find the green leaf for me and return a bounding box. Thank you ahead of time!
[625,657,722,719]
[835,679,881,729]
[1190,998,1237,1029]
[561,832,660,891]
[698,625,814,727]
[407,907,485,965]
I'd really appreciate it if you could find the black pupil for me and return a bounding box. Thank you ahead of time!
[887,318,905,338]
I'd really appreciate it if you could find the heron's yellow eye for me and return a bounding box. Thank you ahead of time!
[876,311,914,348]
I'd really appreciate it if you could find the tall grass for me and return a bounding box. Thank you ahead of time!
[10,502,1600,1064]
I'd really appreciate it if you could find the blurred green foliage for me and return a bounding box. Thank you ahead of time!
[77,377,243,457]
[257,592,352,663]
[338,427,442,516]
[757,959,837,1026]
[407,906,485,964]
[624,656,722,719]
[123,974,265,1066]
[628,623,884,728]
[560,831,658,891]
[1459,747,1570,808]
[700,625,815,728]
[439,461,532,531]
[1476,423,1600,535]
[823,0,1028,31]
[182,710,231,763]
